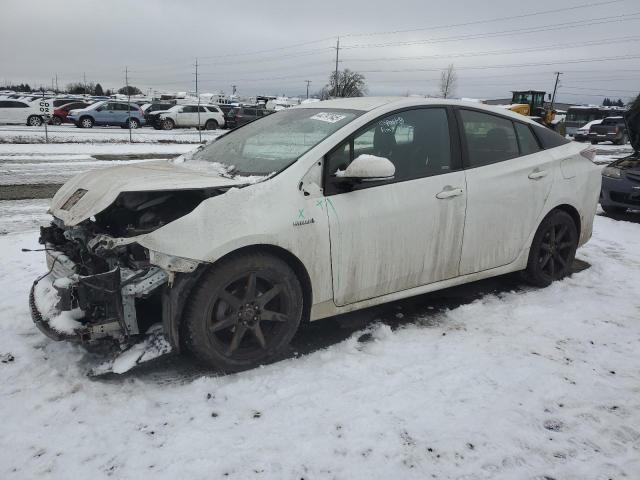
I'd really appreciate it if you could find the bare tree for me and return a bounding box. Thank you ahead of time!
[325,69,367,98]
[439,64,457,99]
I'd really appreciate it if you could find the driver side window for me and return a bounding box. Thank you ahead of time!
[326,107,453,187]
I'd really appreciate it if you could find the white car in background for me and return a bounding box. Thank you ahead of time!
[31,97,601,372]
[0,98,53,126]
[150,104,225,130]
[574,119,602,142]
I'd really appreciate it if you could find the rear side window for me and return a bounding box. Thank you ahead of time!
[0,101,11,107]
[514,123,540,156]
[532,125,570,149]
[182,106,198,113]
[243,108,257,116]
[459,109,519,167]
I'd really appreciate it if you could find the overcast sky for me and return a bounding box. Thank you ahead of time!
[1,0,638,104]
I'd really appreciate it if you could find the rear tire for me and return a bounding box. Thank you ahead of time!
[183,252,303,372]
[523,210,578,287]
[27,115,43,127]
[127,118,140,129]
[590,140,598,145]
[616,133,628,145]
[204,120,218,130]
[51,116,63,126]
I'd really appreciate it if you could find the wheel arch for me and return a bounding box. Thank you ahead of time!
[552,203,581,234]
[163,243,313,352]
[26,114,43,125]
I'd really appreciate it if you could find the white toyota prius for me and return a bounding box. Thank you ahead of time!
[31,97,602,371]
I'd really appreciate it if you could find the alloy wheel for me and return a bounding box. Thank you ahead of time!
[538,223,574,279]
[207,271,290,356]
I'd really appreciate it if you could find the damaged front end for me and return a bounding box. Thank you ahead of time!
[29,188,215,346]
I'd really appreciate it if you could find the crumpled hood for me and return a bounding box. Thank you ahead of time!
[51,160,247,225]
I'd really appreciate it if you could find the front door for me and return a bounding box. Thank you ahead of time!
[324,107,467,306]
[94,102,116,125]
[456,109,554,275]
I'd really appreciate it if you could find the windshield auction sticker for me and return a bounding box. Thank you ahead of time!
[310,112,347,123]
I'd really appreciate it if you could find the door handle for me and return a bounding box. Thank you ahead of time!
[528,169,548,180]
[436,187,464,199]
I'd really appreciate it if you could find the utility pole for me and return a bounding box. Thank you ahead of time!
[305,80,311,99]
[125,66,132,143]
[83,72,87,96]
[195,58,202,143]
[231,84,237,96]
[550,72,562,110]
[333,37,340,97]
[55,74,58,93]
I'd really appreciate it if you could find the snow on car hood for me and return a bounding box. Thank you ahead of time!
[50,160,254,226]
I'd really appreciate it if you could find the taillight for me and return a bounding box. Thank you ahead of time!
[580,147,597,163]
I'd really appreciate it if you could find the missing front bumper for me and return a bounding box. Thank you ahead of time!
[30,248,169,343]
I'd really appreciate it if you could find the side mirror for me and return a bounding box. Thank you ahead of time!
[336,154,395,182]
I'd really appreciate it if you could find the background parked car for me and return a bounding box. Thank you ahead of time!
[67,100,145,128]
[141,103,175,126]
[217,104,239,128]
[589,116,628,145]
[51,101,94,125]
[573,119,602,142]
[0,99,52,126]
[225,105,273,128]
[151,104,225,130]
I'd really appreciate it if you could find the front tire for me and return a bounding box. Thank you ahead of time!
[161,118,174,130]
[183,252,303,372]
[79,116,94,128]
[27,115,43,127]
[523,210,578,287]
[51,116,63,126]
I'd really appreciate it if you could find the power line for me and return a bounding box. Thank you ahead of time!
[342,35,640,63]
[342,0,622,38]
[340,13,640,49]
[358,54,640,74]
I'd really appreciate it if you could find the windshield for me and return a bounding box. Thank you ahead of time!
[186,108,361,175]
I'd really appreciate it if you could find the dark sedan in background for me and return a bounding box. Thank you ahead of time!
[600,100,640,214]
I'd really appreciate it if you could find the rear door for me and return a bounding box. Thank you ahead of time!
[176,105,199,127]
[457,108,554,275]
[325,107,467,305]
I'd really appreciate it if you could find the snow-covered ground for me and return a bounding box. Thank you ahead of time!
[0,125,227,144]
[0,138,638,479]
[1,209,640,479]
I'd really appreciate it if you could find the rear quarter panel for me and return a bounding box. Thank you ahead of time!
[542,143,601,247]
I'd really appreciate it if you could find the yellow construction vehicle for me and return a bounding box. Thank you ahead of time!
[509,90,556,126]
